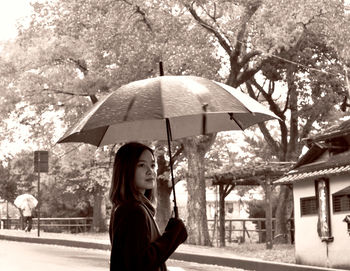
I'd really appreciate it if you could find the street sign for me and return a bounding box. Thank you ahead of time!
[34,151,49,173]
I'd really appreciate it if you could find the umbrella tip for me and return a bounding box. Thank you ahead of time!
[159,61,164,76]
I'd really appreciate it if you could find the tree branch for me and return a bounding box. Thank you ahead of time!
[186,2,232,55]
[245,80,284,159]
[122,0,153,32]
[231,2,261,65]
[248,79,288,156]
[249,78,285,120]
[234,66,261,86]
[239,51,261,67]
[67,58,88,75]
[53,57,98,104]
[171,143,185,168]
[41,88,96,100]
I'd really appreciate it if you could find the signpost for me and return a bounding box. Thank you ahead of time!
[34,151,48,237]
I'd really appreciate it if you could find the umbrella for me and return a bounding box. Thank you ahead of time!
[58,75,279,217]
[14,194,38,210]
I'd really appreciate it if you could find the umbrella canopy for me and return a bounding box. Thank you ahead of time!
[58,76,279,146]
[57,75,279,217]
[14,194,38,210]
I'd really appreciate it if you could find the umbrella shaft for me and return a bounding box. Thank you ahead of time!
[166,119,178,218]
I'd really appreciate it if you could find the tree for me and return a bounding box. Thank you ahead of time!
[0,151,37,201]
[49,145,112,231]
[0,163,17,202]
[1,0,221,240]
[182,0,350,243]
[2,0,350,243]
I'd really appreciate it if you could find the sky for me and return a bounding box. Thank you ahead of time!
[0,0,33,41]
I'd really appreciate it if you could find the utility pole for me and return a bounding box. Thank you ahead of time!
[34,151,49,237]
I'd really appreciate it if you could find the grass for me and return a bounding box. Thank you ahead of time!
[223,243,295,263]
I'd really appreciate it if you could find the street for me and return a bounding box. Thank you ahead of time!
[0,240,243,271]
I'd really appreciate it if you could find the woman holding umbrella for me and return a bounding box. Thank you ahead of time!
[109,142,188,271]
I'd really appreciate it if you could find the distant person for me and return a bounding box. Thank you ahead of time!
[22,205,33,232]
[109,142,187,271]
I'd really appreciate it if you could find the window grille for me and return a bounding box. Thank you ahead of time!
[300,196,317,216]
[333,194,350,212]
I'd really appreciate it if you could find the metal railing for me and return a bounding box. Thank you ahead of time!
[0,217,93,233]
[208,218,294,244]
[1,217,294,244]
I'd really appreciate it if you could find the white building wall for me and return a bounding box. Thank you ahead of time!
[327,175,350,269]
[294,175,350,269]
[294,180,327,266]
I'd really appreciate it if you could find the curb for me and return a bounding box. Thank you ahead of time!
[0,234,110,250]
[1,234,348,271]
[170,252,349,271]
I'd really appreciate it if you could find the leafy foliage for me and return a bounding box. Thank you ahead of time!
[2,0,350,239]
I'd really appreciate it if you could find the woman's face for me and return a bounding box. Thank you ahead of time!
[134,149,156,194]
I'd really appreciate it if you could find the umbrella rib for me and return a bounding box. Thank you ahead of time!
[202,104,208,135]
[228,113,244,130]
[97,126,110,147]
[123,96,136,121]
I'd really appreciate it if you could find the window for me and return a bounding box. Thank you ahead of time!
[333,186,350,213]
[300,196,317,216]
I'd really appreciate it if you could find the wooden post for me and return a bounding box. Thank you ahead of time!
[37,156,41,237]
[258,220,262,243]
[242,220,246,243]
[228,220,232,243]
[265,179,273,249]
[219,184,226,247]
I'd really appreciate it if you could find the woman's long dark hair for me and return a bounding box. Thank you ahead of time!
[109,142,155,207]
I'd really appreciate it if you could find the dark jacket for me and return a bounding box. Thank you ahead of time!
[109,200,187,271]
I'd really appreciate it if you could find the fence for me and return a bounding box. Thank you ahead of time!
[1,217,294,244]
[0,217,93,233]
[208,218,294,244]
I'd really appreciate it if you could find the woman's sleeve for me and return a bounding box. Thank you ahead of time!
[110,205,172,271]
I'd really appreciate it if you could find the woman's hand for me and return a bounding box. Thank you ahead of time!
[165,217,188,243]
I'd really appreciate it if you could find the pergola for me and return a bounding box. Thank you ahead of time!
[209,162,293,248]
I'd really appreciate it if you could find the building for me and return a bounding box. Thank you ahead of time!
[275,120,350,269]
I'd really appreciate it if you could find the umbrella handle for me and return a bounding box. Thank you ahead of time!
[173,206,178,218]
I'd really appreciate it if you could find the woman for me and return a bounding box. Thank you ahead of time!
[109,142,187,271]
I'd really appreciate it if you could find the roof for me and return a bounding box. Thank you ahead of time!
[304,119,350,144]
[275,119,350,185]
[275,164,350,184]
[211,162,292,185]
[291,143,327,169]
[275,150,350,184]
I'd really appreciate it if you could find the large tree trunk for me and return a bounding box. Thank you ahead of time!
[183,135,215,246]
[274,63,299,244]
[274,185,293,243]
[219,184,226,247]
[92,184,107,232]
[156,177,172,232]
[154,145,172,232]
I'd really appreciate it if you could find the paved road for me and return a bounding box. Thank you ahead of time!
[0,240,242,271]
